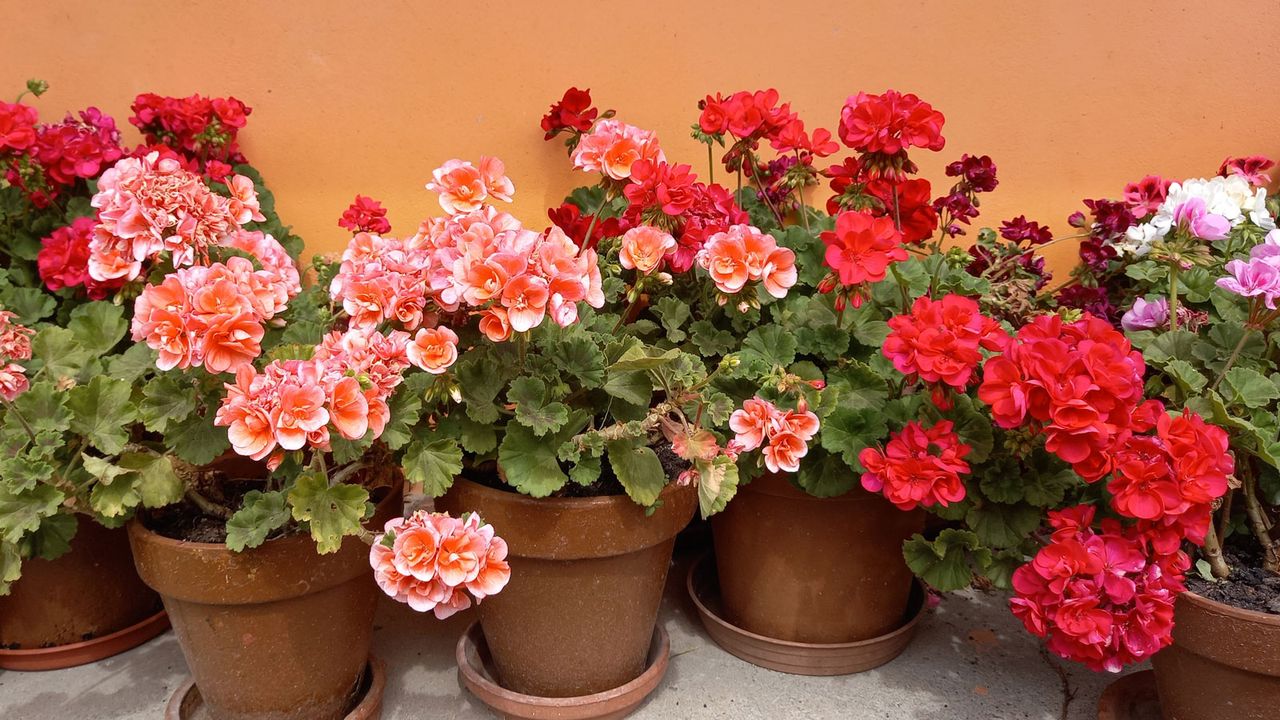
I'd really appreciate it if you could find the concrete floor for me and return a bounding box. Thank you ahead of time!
[0,552,1129,719]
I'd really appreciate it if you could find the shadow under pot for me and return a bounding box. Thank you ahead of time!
[437,475,696,698]
[1151,589,1280,720]
[711,473,924,645]
[128,471,403,720]
[0,517,167,670]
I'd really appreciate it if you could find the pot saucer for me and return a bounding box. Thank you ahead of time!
[687,553,926,675]
[1098,670,1160,720]
[165,656,386,720]
[0,609,170,671]
[456,621,669,720]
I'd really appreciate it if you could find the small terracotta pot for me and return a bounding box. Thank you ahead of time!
[129,482,402,720]
[711,473,923,644]
[1098,669,1160,720]
[1151,590,1280,720]
[438,477,696,698]
[0,516,166,669]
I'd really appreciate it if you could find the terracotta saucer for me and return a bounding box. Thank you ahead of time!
[456,621,669,720]
[1097,670,1161,720]
[165,656,386,720]
[0,609,170,671]
[687,553,926,675]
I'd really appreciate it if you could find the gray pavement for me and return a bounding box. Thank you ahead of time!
[0,553,1127,719]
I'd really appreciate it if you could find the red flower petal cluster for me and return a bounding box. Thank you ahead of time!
[1218,154,1275,187]
[0,101,39,152]
[547,202,631,251]
[38,217,127,299]
[837,90,945,155]
[818,210,907,305]
[698,89,796,141]
[338,195,393,234]
[618,158,748,273]
[1010,506,1185,672]
[1121,175,1172,217]
[859,420,971,510]
[624,159,699,216]
[977,314,1146,477]
[129,93,251,167]
[865,177,938,244]
[540,87,598,141]
[883,295,1008,405]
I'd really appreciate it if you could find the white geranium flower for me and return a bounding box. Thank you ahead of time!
[1117,222,1160,256]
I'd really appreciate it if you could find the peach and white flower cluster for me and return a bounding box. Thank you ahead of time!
[728,396,820,473]
[214,327,413,464]
[88,151,264,282]
[370,510,511,619]
[619,225,677,275]
[0,310,34,402]
[696,224,797,301]
[131,232,300,374]
[332,208,604,342]
[425,156,514,214]
[571,119,664,181]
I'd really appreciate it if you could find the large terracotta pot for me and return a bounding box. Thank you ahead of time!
[438,476,696,698]
[0,517,160,653]
[711,473,923,644]
[128,482,402,720]
[1152,590,1280,720]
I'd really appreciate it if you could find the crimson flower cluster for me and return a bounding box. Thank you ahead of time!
[817,210,908,310]
[859,420,971,510]
[37,216,126,299]
[338,195,393,234]
[1,103,124,207]
[540,87,598,143]
[882,294,1008,408]
[129,93,251,172]
[933,154,999,238]
[619,159,748,272]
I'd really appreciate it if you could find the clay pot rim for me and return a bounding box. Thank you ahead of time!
[1097,669,1157,720]
[1180,588,1280,625]
[164,655,387,719]
[456,619,670,715]
[453,473,682,511]
[740,471,875,502]
[0,609,170,671]
[687,553,926,651]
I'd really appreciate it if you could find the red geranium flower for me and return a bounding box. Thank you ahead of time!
[0,101,39,152]
[883,294,1008,400]
[541,87,598,140]
[838,90,945,155]
[819,210,907,286]
[859,420,971,510]
[339,195,393,234]
[38,217,126,299]
[866,177,938,244]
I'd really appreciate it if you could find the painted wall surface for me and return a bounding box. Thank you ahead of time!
[4,1,1279,272]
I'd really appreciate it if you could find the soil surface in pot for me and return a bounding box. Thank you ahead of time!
[1186,546,1280,615]
[466,445,687,499]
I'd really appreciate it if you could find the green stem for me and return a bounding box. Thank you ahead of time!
[1210,329,1253,391]
[1168,264,1180,332]
[1242,473,1280,573]
[1,398,37,445]
[707,143,715,186]
[581,187,613,248]
[1202,517,1232,579]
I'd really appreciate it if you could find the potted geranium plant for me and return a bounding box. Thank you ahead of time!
[538,86,1059,674]
[0,84,288,669]
[1062,157,1280,718]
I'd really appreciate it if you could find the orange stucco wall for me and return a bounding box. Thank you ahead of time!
[4,1,1279,273]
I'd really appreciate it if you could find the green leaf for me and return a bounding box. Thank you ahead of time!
[966,502,1042,549]
[932,395,995,464]
[0,454,55,493]
[67,302,128,355]
[166,410,230,466]
[794,451,857,498]
[498,419,582,498]
[603,370,653,407]
[1223,367,1280,409]
[118,452,183,507]
[739,326,798,374]
[0,484,63,544]
[544,334,606,388]
[24,513,77,561]
[0,287,55,325]
[508,377,570,436]
[818,407,888,468]
[696,455,739,517]
[569,454,602,487]
[105,344,158,385]
[608,345,682,373]
[1,541,22,594]
[606,438,666,507]
[380,373,429,451]
[81,453,129,486]
[1143,330,1200,367]
[1164,359,1208,396]
[822,362,888,414]
[653,297,691,343]
[688,320,737,357]
[30,327,92,382]
[138,375,197,433]
[288,472,370,554]
[437,413,498,455]
[402,437,463,497]
[902,529,988,592]
[454,351,505,424]
[225,490,289,552]
[67,376,136,455]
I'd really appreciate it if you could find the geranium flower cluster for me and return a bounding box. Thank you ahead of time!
[370,510,510,619]
[571,119,664,181]
[129,93,251,171]
[1215,229,1280,308]
[695,224,797,301]
[338,195,392,234]
[215,327,413,463]
[1115,169,1274,257]
[837,89,944,183]
[618,158,749,272]
[38,216,127,299]
[88,152,265,283]
[541,87,598,142]
[1010,506,1187,672]
[727,397,819,474]
[131,238,299,374]
[0,310,34,402]
[1,103,124,208]
[977,314,1146,479]
[932,154,999,239]
[858,420,971,510]
[883,294,1008,407]
[817,209,908,309]
[425,157,514,214]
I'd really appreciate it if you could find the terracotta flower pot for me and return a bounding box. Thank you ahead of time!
[128,483,402,720]
[438,476,696,698]
[0,517,167,670]
[711,473,924,644]
[1151,590,1280,720]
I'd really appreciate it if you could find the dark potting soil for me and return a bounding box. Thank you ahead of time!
[143,477,301,545]
[1186,546,1280,616]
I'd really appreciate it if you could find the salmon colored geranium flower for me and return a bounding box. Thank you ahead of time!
[501,274,550,333]
[619,225,676,275]
[329,376,371,440]
[479,307,512,341]
[406,326,459,374]
[427,159,488,214]
[392,522,442,581]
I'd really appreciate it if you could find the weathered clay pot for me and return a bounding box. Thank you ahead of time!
[438,476,696,698]
[1152,590,1280,720]
[129,482,402,720]
[711,473,924,644]
[0,517,165,669]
